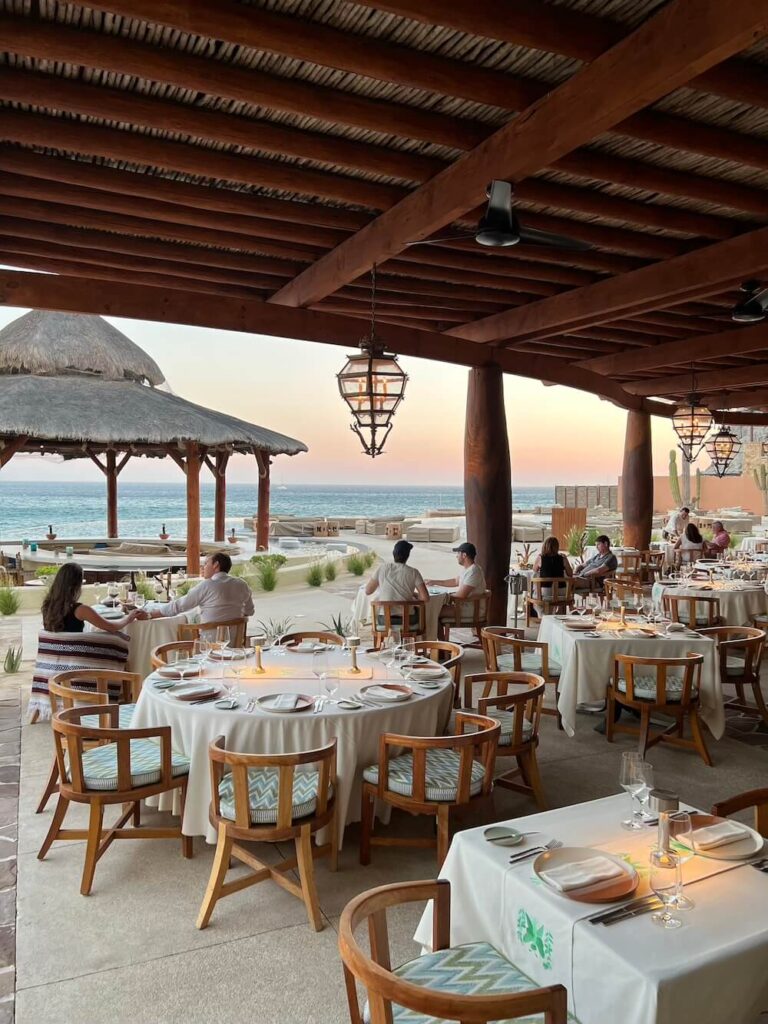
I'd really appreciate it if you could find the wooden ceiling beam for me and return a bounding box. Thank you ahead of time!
[393,248,596,287]
[701,386,768,408]
[344,276,518,307]
[628,361,768,396]
[628,311,728,333]
[447,226,768,345]
[436,238,644,275]
[376,260,562,297]
[269,1,768,308]
[335,287,506,315]
[312,301,474,323]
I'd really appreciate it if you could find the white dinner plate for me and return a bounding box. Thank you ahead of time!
[256,693,315,713]
[360,683,413,702]
[680,813,765,861]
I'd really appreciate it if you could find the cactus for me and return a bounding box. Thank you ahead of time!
[752,464,768,515]
[669,450,682,506]
[3,645,22,674]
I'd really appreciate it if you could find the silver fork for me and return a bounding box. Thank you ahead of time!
[313,698,325,714]
[508,839,562,864]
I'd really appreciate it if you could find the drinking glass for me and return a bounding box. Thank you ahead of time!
[619,752,647,830]
[649,849,683,929]
[667,811,696,909]
[134,594,146,611]
[215,625,231,648]
[223,666,243,702]
[636,761,654,821]
[323,667,339,703]
[312,649,329,691]
[192,639,210,665]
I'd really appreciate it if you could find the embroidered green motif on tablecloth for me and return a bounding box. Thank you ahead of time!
[516,909,553,970]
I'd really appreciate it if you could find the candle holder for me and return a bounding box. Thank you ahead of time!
[251,634,267,673]
[347,635,361,673]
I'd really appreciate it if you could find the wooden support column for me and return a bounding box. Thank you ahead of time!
[622,410,653,550]
[186,441,201,574]
[88,449,131,538]
[256,451,271,552]
[204,451,230,543]
[464,366,511,626]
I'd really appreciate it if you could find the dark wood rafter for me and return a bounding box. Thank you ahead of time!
[0,435,29,468]
[628,362,768,397]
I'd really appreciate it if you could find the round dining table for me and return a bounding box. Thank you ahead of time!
[651,580,768,626]
[86,604,190,678]
[131,645,454,845]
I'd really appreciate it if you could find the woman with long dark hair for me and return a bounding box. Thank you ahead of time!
[41,562,142,633]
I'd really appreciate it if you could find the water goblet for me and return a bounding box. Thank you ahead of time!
[619,752,646,831]
[667,811,696,909]
[312,649,329,692]
[323,668,339,704]
[134,594,146,611]
[649,849,683,929]
[215,625,231,648]
[636,761,654,820]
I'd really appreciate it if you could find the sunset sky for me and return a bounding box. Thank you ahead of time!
[0,306,683,486]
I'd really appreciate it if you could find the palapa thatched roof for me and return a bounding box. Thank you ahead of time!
[0,311,307,458]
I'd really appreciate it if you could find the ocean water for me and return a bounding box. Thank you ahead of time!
[0,481,555,540]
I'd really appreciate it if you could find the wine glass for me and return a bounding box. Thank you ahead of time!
[667,811,695,910]
[619,752,646,831]
[222,665,243,703]
[192,638,210,666]
[312,649,329,691]
[323,667,339,703]
[215,625,231,649]
[649,849,683,929]
[134,594,146,612]
[107,581,119,606]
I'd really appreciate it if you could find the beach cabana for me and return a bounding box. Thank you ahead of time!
[0,311,307,566]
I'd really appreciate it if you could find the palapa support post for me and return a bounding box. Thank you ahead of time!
[622,410,653,550]
[186,441,202,575]
[464,365,511,626]
[88,449,131,539]
[256,450,271,552]
[211,451,230,544]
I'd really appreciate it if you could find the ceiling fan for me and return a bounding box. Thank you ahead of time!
[732,280,768,323]
[407,180,593,252]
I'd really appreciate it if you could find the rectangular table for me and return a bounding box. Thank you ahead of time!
[538,616,722,738]
[414,795,768,1024]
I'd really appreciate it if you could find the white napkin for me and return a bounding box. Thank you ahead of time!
[665,623,687,633]
[409,668,446,681]
[366,685,400,700]
[271,693,300,710]
[297,642,320,652]
[540,855,625,892]
[691,820,747,850]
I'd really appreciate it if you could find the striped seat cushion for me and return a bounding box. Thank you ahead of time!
[31,629,130,721]
[68,738,190,792]
[363,942,572,1023]
[726,655,748,677]
[81,703,136,728]
[487,711,534,746]
[218,768,330,824]
[363,749,485,802]
[498,652,561,677]
[617,675,696,702]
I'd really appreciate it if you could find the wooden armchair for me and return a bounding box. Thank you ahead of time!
[525,578,573,626]
[468,671,548,810]
[369,601,426,649]
[339,880,568,1024]
[663,593,722,628]
[197,736,337,932]
[280,630,345,647]
[711,788,768,837]
[606,653,710,765]
[438,589,490,645]
[408,640,463,710]
[38,705,192,895]
[698,626,767,727]
[150,640,196,670]
[617,552,643,584]
[481,626,562,727]
[641,550,664,584]
[360,713,499,869]
[604,578,645,605]
[178,617,247,647]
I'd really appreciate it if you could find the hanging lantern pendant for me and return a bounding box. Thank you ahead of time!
[705,425,741,478]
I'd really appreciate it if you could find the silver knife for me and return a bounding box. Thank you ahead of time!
[588,894,659,924]
[603,900,663,926]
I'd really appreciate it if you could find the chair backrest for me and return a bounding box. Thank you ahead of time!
[49,669,137,711]
[697,626,765,683]
[473,673,545,749]
[528,578,572,612]
[663,593,720,627]
[678,547,702,564]
[373,713,499,809]
[178,618,247,647]
[604,578,644,604]
[338,879,568,1024]
[614,653,703,707]
[480,627,551,678]
[409,640,463,684]
[370,601,426,640]
[442,589,491,628]
[207,735,337,832]
[150,640,196,670]
[617,552,643,579]
[280,630,345,647]
[711,788,768,838]
[51,705,175,797]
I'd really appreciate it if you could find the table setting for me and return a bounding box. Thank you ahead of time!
[414,771,768,1024]
[85,594,191,677]
[131,639,455,844]
[652,575,768,626]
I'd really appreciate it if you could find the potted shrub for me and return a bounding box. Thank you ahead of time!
[45,525,57,541]
[227,527,238,544]
[159,523,170,540]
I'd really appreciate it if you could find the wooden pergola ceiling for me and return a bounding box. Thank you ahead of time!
[1,0,768,419]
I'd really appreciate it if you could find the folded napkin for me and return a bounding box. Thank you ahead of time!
[271,693,300,710]
[409,668,445,681]
[540,855,625,893]
[691,820,746,850]
[665,623,687,633]
[366,685,400,700]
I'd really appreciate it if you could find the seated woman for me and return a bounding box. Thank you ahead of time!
[674,523,704,564]
[41,562,144,635]
[533,535,573,580]
[365,539,429,629]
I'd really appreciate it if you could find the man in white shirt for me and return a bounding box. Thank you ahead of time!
[365,540,430,603]
[663,506,689,540]
[150,551,254,623]
[426,542,487,597]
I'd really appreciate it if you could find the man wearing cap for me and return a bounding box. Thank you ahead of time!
[426,542,487,598]
[365,539,430,603]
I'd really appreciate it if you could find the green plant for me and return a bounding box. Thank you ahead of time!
[728,532,742,550]
[175,579,196,597]
[346,553,366,576]
[255,559,279,591]
[2,645,22,674]
[0,588,20,616]
[321,612,352,637]
[611,527,624,548]
[34,565,58,579]
[250,553,287,570]
[324,560,337,582]
[585,527,599,546]
[565,525,586,558]
[136,579,156,601]
[306,563,323,587]
[254,616,295,640]
[363,551,376,569]
[669,449,682,506]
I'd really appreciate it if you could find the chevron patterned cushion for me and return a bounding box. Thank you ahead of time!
[362,942,566,1023]
[617,674,696,702]
[69,738,190,792]
[487,711,534,746]
[363,749,486,801]
[497,652,561,677]
[81,704,137,728]
[218,767,330,824]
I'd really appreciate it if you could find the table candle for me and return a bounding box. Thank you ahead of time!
[347,635,361,673]
[251,634,267,672]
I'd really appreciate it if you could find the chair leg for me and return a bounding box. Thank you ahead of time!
[360,786,375,866]
[37,795,69,860]
[329,809,339,872]
[36,758,60,814]
[296,825,323,931]
[436,805,450,869]
[605,691,616,743]
[179,779,193,859]
[80,800,104,896]
[751,680,768,728]
[689,709,713,768]
[521,750,548,811]
[132,801,141,827]
[196,824,234,930]
[638,709,651,758]
[29,708,40,725]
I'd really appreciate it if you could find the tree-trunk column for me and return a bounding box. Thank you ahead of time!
[622,410,653,550]
[256,454,271,552]
[214,452,227,544]
[106,450,118,539]
[186,442,201,574]
[464,366,511,625]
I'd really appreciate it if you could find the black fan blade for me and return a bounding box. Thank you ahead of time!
[517,225,593,251]
[405,233,476,247]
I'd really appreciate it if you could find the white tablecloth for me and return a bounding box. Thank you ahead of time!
[350,586,449,640]
[538,616,722,738]
[414,794,768,1024]
[739,536,768,553]
[86,607,190,678]
[651,582,768,627]
[132,646,453,846]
